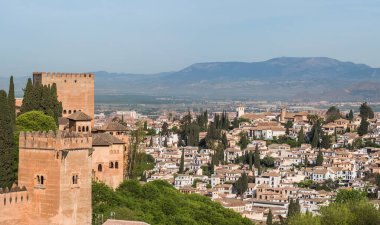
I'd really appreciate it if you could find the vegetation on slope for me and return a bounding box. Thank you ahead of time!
[92,180,253,225]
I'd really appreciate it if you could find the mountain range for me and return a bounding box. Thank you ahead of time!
[2,57,380,101]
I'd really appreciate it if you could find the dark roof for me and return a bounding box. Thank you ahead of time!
[59,117,69,126]
[100,122,129,131]
[67,111,92,121]
[92,133,125,146]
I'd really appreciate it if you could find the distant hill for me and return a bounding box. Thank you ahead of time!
[93,57,380,101]
[2,57,380,101]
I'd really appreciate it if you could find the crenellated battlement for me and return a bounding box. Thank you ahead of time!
[33,72,94,79]
[19,130,92,151]
[0,185,29,207]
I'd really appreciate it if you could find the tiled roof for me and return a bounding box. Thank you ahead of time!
[100,122,129,131]
[67,111,92,121]
[92,133,125,146]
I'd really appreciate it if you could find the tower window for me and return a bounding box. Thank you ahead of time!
[115,161,119,169]
[86,126,89,132]
[78,126,82,132]
[37,175,45,186]
[109,162,114,168]
[72,174,78,185]
[82,126,85,132]
[63,110,67,114]
[69,110,72,114]
[98,164,102,172]
[74,110,76,113]
[75,80,77,83]
[4,198,6,205]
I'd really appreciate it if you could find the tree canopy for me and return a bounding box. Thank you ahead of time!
[16,110,57,132]
[92,180,253,225]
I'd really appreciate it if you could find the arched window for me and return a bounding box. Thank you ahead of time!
[63,110,67,114]
[4,198,6,205]
[9,197,12,204]
[69,110,72,114]
[82,126,85,132]
[86,126,89,132]
[109,162,114,168]
[41,176,44,185]
[74,110,76,113]
[15,197,17,204]
[98,164,102,172]
[37,175,40,184]
[78,126,82,132]
[115,161,119,169]
[21,196,23,202]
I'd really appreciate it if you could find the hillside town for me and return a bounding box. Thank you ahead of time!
[93,103,380,224]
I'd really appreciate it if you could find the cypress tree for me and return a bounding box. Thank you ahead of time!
[179,148,185,173]
[222,132,228,149]
[316,149,323,166]
[233,117,239,128]
[348,109,354,121]
[163,137,168,147]
[358,118,369,136]
[20,78,33,113]
[248,150,253,170]
[297,127,305,145]
[8,76,15,128]
[149,136,153,147]
[0,90,14,188]
[254,144,261,174]
[266,209,273,225]
[311,121,320,148]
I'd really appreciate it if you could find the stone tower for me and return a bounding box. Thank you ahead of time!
[18,131,93,225]
[280,106,287,122]
[33,72,94,125]
[236,105,245,118]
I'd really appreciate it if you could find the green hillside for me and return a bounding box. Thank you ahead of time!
[92,180,253,225]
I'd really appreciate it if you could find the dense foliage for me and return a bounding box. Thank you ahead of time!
[287,189,380,225]
[0,90,15,188]
[16,110,57,132]
[92,180,253,225]
[20,78,62,125]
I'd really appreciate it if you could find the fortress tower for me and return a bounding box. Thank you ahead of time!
[18,131,93,225]
[33,72,94,125]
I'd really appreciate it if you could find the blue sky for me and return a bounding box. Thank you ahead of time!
[0,0,379,76]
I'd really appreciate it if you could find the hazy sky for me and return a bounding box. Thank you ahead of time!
[1,0,379,76]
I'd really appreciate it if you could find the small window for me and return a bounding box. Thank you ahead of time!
[4,198,6,205]
[89,74,92,78]
[74,110,76,113]
[63,110,67,114]
[75,80,77,83]
[110,162,114,168]
[64,80,67,83]
[69,110,72,114]
[72,175,78,185]
[86,126,89,132]
[82,126,85,132]
[115,161,119,169]
[98,164,102,172]
[21,196,23,202]
[15,197,17,204]
[84,74,87,78]
[9,197,12,204]
[78,126,82,132]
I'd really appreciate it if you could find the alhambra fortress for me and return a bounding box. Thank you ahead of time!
[0,72,128,225]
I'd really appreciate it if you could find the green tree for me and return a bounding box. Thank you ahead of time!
[179,147,185,173]
[266,209,273,225]
[316,149,323,166]
[16,111,57,132]
[234,172,248,196]
[285,120,293,135]
[359,102,374,119]
[222,132,228,149]
[0,90,15,188]
[297,127,305,145]
[320,134,331,149]
[149,136,153,147]
[163,138,168,147]
[161,122,169,136]
[248,150,253,170]
[287,211,321,225]
[348,110,354,121]
[239,132,249,150]
[233,117,239,128]
[326,106,341,123]
[143,121,148,130]
[254,144,261,174]
[8,76,15,128]
[335,189,367,204]
[311,120,321,148]
[357,118,369,136]
[319,203,354,225]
